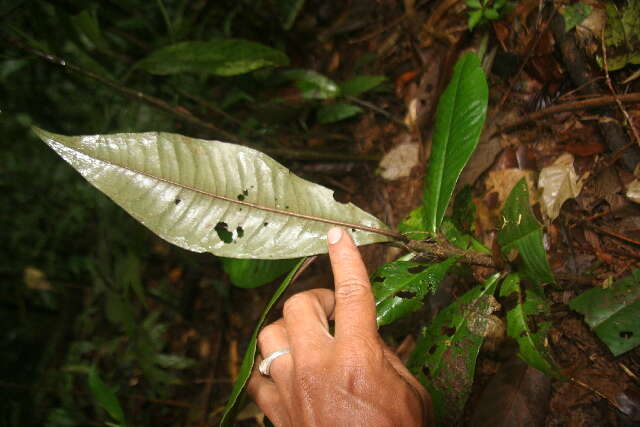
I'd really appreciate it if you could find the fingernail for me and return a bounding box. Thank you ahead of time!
[327,227,343,245]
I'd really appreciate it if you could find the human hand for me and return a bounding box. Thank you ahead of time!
[247,227,432,427]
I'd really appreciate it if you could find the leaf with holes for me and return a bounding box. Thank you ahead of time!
[407,273,501,425]
[34,128,393,259]
[500,273,560,377]
[498,178,554,286]
[423,52,488,233]
[222,258,300,288]
[373,257,457,326]
[570,270,640,356]
[136,39,289,76]
[220,258,309,426]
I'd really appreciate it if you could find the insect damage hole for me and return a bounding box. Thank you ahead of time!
[236,226,244,238]
[214,222,233,244]
[174,198,181,205]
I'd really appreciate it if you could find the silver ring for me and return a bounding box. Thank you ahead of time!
[259,349,291,376]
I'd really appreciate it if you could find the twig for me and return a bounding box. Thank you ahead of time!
[2,32,380,162]
[345,95,409,130]
[497,93,640,133]
[601,27,640,146]
[497,9,558,110]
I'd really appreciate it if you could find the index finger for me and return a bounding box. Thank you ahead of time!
[327,227,378,343]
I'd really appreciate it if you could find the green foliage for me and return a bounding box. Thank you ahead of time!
[137,39,290,76]
[282,69,341,100]
[398,206,430,240]
[220,258,309,426]
[33,127,393,259]
[372,258,457,326]
[338,75,386,97]
[600,0,640,70]
[498,179,555,287]
[222,258,300,288]
[466,0,511,30]
[316,102,363,124]
[500,273,559,377]
[88,366,126,425]
[423,52,488,233]
[562,3,592,33]
[441,219,490,253]
[407,274,501,425]
[570,270,640,356]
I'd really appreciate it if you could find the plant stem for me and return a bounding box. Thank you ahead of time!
[404,238,497,268]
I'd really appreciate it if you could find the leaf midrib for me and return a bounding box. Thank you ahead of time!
[64,140,400,239]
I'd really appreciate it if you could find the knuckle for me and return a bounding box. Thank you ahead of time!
[282,292,313,317]
[335,278,370,301]
[257,323,282,344]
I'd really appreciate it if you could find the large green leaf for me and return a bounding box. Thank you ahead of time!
[220,258,309,426]
[423,52,488,233]
[88,366,126,424]
[34,128,392,259]
[222,258,300,288]
[570,270,640,356]
[600,0,640,71]
[500,273,559,377]
[407,273,501,425]
[498,178,554,286]
[136,39,289,76]
[373,257,457,326]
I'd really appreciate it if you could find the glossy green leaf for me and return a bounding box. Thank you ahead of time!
[136,40,289,76]
[220,258,309,426]
[423,52,488,233]
[88,366,125,424]
[373,257,457,326]
[407,273,501,424]
[338,75,386,96]
[498,179,554,286]
[316,102,363,124]
[222,258,300,288]
[500,273,559,377]
[562,3,592,32]
[34,128,392,259]
[282,69,340,99]
[570,270,640,356]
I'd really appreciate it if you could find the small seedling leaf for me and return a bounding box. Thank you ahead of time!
[570,270,640,356]
[562,2,592,32]
[338,75,386,97]
[88,366,125,424]
[316,102,363,124]
[137,39,289,76]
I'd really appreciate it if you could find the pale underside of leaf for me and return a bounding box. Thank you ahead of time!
[34,128,392,259]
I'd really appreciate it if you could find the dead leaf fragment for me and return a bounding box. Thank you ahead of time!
[23,267,52,291]
[538,153,585,221]
[626,179,640,203]
[379,142,420,180]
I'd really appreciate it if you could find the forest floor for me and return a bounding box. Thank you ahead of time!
[159,1,640,425]
[4,0,640,426]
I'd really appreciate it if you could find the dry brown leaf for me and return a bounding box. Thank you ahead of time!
[485,169,538,208]
[626,179,640,203]
[378,142,420,180]
[538,153,585,221]
[23,267,52,291]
